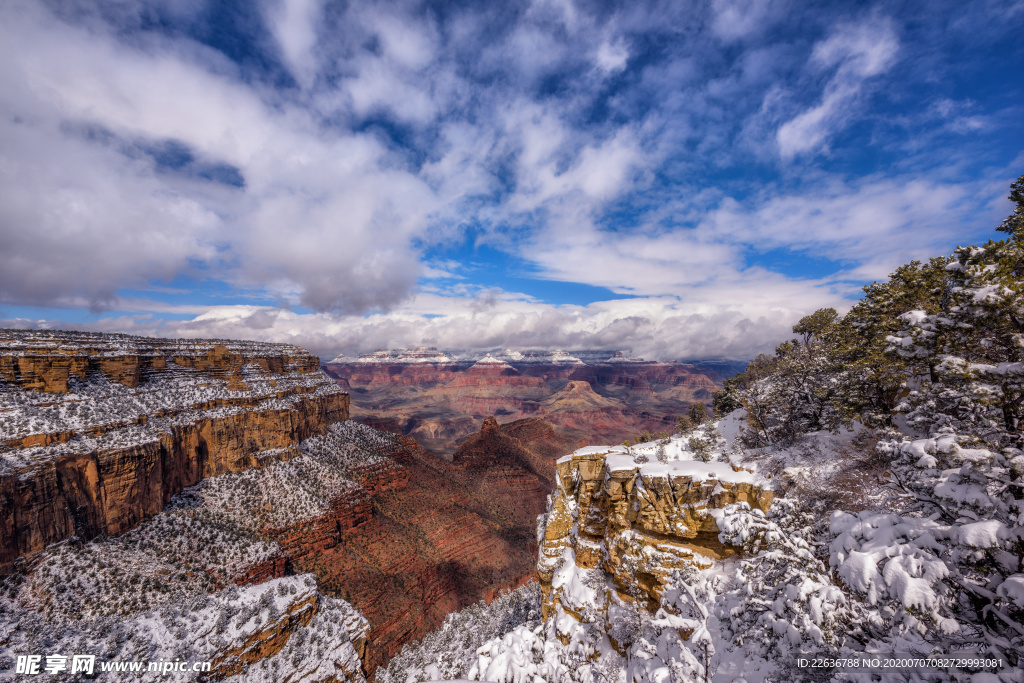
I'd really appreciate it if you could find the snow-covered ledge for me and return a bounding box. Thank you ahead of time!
[537,428,774,623]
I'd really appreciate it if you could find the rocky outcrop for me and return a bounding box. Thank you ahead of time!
[1,573,370,683]
[234,555,290,586]
[499,418,581,464]
[348,458,409,494]
[204,577,371,682]
[210,589,322,678]
[0,330,349,571]
[262,455,408,565]
[538,448,773,617]
[268,487,375,561]
[451,416,555,533]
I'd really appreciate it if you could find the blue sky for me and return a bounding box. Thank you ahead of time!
[0,0,1022,359]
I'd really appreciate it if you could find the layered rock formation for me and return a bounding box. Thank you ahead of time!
[322,348,727,455]
[0,331,376,681]
[494,417,580,465]
[538,441,773,619]
[0,330,348,571]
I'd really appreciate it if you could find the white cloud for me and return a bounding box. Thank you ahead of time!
[506,169,1006,311]
[0,1,442,314]
[776,16,899,159]
[596,40,629,73]
[705,174,995,280]
[267,0,325,87]
[370,13,438,70]
[10,288,836,361]
[711,0,788,43]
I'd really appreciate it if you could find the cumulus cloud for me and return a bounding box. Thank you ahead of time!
[267,0,325,87]
[0,0,441,314]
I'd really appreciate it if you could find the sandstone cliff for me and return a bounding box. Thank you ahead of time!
[537,439,773,622]
[0,330,348,572]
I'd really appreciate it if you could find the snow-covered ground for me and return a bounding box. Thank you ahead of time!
[1,574,368,682]
[0,421,400,682]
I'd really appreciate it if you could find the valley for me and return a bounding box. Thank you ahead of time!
[3,2,1017,680]
[322,349,733,455]
[0,331,587,679]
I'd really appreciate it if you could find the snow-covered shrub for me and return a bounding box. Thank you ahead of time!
[824,430,1024,666]
[713,503,847,659]
[689,434,713,462]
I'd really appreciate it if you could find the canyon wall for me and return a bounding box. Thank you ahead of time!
[0,330,348,572]
[298,417,564,675]
[323,348,725,454]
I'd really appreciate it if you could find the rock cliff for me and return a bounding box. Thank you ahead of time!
[0,330,348,571]
[537,441,773,621]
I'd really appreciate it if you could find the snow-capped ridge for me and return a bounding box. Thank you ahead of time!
[350,347,455,364]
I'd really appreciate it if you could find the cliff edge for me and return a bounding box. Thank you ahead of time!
[0,330,349,571]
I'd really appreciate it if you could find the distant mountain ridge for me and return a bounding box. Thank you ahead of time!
[329,347,748,382]
[323,347,728,455]
[329,347,645,365]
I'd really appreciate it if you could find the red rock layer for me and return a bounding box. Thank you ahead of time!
[348,459,408,494]
[234,555,289,587]
[295,421,560,677]
[0,392,349,571]
[322,363,470,392]
[266,457,409,565]
[323,356,724,455]
[268,485,375,561]
[500,417,580,465]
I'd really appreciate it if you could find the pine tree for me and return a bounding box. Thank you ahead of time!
[688,402,709,424]
[997,172,1024,238]
[830,258,950,427]
[730,309,848,445]
[711,376,742,416]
